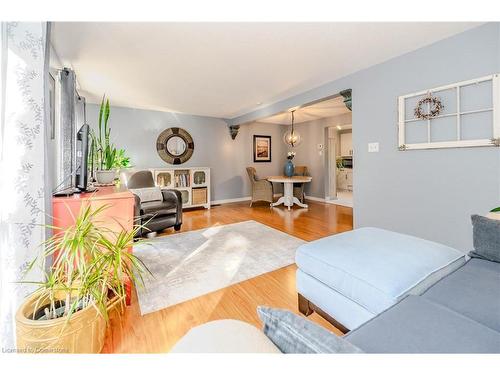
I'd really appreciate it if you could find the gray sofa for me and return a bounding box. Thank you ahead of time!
[171,239,500,353]
[171,256,500,353]
[345,258,500,353]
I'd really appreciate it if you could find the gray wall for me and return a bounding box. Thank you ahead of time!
[291,113,352,198]
[230,23,500,251]
[85,105,287,201]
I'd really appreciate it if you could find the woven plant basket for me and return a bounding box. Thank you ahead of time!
[15,290,121,354]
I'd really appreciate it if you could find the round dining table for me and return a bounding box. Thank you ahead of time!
[266,175,312,210]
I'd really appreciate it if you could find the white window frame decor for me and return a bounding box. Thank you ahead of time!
[398,74,500,150]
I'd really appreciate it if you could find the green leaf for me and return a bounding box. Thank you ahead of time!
[490,207,500,212]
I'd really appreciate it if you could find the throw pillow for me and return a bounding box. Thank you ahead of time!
[257,306,363,354]
[469,214,500,263]
[129,187,163,203]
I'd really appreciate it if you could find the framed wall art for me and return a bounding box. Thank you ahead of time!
[253,135,272,162]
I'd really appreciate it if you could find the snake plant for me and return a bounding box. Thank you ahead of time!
[88,95,125,171]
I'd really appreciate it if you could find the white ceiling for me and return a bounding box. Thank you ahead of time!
[51,22,481,119]
[258,96,350,125]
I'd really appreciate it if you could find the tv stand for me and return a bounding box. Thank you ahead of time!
[53,185,98,197]
[53,188,76,197]
[76,186,98,194]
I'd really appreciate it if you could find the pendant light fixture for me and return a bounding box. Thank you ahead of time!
[283,110,301,147]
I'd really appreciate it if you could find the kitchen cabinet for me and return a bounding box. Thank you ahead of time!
[340,132,353,157]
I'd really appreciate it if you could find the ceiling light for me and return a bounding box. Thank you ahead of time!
[283,110,301,147]
[337,125,342,130]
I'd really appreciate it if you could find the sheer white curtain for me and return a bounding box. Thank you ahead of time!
[0,22,48,349]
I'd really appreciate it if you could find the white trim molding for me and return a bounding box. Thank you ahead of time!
[211,196,251,205]
[398,74,500,150]
[304,195,325,202]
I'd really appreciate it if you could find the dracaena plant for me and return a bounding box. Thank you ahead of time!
[21,204,152,321]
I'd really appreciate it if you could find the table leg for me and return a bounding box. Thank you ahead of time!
[271,196,286,208]
[292,196,308,209]
[270,181,309,210]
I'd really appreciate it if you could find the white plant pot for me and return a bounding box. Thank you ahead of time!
[95,170,116,185]
[486,212,500,221]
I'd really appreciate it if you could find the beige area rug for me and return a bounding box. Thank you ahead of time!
[133,220,305,315]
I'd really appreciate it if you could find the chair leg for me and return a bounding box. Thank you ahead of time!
[249,200,253,207]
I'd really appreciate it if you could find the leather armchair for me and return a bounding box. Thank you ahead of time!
[126,170,182,237]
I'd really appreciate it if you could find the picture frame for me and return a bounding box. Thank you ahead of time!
[253,135,272,162]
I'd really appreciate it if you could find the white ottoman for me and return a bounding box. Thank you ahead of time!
[170,320,280,353]
[296,227,467,331]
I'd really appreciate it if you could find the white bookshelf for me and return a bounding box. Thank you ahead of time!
[151,167,211,209]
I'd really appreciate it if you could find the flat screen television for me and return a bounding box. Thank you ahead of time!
[75,124,90,192]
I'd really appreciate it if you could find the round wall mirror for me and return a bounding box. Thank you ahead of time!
[166,136,187,156]
[156,127,194,164]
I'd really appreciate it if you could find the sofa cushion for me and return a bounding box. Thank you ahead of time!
[423,258,500,332]
[130,186,163,203]
[469,214,500,263]
[295,227,466,315]
[140,200,177,217]
[257,306,362,354]
[345,295,500,353]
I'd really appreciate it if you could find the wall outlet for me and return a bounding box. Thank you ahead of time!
[368,142,379,152]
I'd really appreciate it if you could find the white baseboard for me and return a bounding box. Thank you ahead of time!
[211,196,251,205]
[211,193,282,206]
[306,195,353,208]
[325,198,353,208]
[304,195,325,202]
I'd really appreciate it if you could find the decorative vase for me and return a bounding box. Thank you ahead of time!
[284,160,295,177]
[95,169,116,185]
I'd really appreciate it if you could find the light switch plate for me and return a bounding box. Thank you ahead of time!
[368,142,379,152]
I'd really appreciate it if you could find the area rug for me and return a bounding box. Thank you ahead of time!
[133,220,305,315]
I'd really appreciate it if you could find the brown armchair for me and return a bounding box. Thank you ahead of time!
[126,170,182,237]
[246,167,274,207]
[293,166,309,203]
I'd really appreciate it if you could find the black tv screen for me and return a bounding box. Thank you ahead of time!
[75,124,89,191]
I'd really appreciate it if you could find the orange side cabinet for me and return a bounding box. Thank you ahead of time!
[52,186,135,305]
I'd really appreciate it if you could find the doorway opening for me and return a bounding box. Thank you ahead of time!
[326,120,353,208]
[246,91,353,209]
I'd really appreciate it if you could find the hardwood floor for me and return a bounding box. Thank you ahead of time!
[101,199,353,353]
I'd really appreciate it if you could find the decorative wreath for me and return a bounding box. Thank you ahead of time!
[414,94,444,120]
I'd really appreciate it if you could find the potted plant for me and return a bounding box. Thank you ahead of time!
[90,95,119,184]
[15,204,150,353]
[488,206,500,220]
